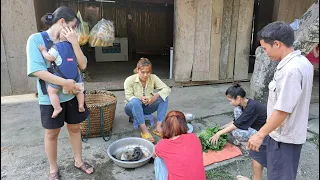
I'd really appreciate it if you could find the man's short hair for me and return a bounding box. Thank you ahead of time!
[257,21,295,47]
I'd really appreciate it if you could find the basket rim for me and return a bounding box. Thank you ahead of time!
[85,90,117,108]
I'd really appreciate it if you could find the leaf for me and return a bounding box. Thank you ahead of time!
[197,126,228,152]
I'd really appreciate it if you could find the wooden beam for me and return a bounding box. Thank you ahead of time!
[227,0,240,79]
[173,0,196,81]
[126,0,133,61]
[84,78,250,92]
[285,0,297,23]
[233,0,254,81]
[276,0,290,22]
[272,0,279,21]
[132,0,174,5]
[209,0,223,80]
[219,0,233,80]
[191,0,213,81]
[272,0,315,23]
[173,79,249,88]
[294,0,309,19]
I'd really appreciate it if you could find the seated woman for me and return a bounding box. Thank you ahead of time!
[124,58,171,142]
[209,83,267,180]
[153,110,206,180]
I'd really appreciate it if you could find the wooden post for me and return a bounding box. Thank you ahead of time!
[272,0,315,23]
[227,0,240,79]
[233,0,254,81]
[208,0,223,80]
[192,0,213,81]
[219,0,234,80]
[126,0,133,61]
[173,0,196,82]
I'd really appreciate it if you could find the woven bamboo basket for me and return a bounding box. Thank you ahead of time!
[80,90,117,141]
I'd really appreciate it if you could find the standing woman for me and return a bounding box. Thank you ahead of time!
[124,58,171,142]
[27,6,94,180]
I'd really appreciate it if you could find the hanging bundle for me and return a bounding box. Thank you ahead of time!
[88,18,115,47]
[76,10,90,45]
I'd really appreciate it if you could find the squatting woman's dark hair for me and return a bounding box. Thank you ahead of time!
[225,82,246,99]
[41,6,80,26]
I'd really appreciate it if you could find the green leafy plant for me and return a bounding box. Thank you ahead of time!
[197,126,228,152]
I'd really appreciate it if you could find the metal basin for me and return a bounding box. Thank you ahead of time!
[184,113,195,122]
[107,137,155,168]
[187,123,193,133]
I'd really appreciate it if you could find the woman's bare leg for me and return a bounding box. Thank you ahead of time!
[66,123,93,174]
[45,128,61,173]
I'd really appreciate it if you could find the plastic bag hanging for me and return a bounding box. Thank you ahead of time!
[89,18,115,47]
[76,10,90,46]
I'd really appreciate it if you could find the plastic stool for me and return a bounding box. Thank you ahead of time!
[133,114,155,129]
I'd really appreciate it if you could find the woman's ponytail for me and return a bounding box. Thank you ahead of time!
[41,13,54,26]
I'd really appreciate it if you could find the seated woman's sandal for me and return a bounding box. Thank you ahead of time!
[152,129,163,138]
[140,132,155,142]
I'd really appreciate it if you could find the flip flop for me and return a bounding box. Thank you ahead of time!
[236,175,251,180]
[74,162,94,175]
[140,132,155,143]
[152,129,163,138]
[48,171,60,180]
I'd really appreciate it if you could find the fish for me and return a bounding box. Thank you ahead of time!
[119,147,144,161]
[130,147,143,161]
[120,151,131,161]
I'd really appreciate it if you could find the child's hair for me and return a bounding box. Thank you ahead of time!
[225,82,246,99]
[133,58,152,73]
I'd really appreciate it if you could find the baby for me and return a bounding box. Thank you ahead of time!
[38,30,85,118]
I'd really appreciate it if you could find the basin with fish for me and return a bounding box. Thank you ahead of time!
[107,137,155,168]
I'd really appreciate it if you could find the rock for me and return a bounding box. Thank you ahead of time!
[250,47,278,105]
[293,2,319,55]
[251,1,319,104]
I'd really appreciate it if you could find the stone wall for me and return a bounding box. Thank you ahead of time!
[1,0,38,96]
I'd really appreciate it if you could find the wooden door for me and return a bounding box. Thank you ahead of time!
[174,0,254,82]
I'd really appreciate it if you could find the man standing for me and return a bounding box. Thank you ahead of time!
[248,21,314,180]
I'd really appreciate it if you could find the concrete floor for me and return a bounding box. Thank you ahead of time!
[1,75,319,180]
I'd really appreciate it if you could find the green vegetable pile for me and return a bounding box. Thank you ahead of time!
[197,126,228,152]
